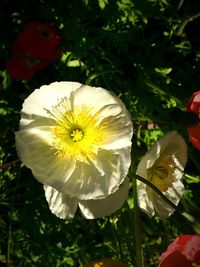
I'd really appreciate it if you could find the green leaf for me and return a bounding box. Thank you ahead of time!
[98,0,108,9]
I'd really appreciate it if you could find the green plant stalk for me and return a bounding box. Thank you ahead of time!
[7,221,11,267]
[136,175,179,211]
[132,174,144,267]
[136,174,200,233]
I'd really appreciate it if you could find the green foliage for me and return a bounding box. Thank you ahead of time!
[1,0,200,266]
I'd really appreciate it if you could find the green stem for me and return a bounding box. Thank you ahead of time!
[132,174,144,267]
[7,221,11,267]
[136,174,200,233]
[136,175,180,212]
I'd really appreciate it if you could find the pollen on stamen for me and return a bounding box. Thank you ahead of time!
[70,128,84,142]
[48,97,108,162]
[147,156,177,192]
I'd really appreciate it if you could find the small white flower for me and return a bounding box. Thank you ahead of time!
[15,81,132,218]
[136,131,187,218]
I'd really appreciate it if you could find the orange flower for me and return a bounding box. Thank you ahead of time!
[83,258,129,267]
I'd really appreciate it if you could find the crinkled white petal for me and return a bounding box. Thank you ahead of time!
[44,177,129,219]
[78,177,129,219]
[60,147,131,200]
[164,179,185,205]
[73,85,122,115]
[151,180,184,218]
[44,185,78,219]
[155,131,187,170]
[137,180,155,217]
[136,131,187,179]
[15,127,76,188]
[20,81,82,128]
[137,178,184,218]
[150,192,174,219]
[99,111,133,150]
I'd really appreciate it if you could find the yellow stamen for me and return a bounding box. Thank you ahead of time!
[147,156,176,192]
[70,128,84,142]
[48,97,108,162]
[192,263,200,267]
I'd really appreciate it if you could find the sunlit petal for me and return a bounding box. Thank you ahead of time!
[137,180,155,217]
[61,148,130,200]
[44,185,78,219]
[78,177,129,219]
[15,127,76,188]
[20,81,82,128]
[136,131,187,218]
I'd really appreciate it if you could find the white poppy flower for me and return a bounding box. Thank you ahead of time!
[44,177,129,219]
[136,131,187,218]
[15,82,132,205]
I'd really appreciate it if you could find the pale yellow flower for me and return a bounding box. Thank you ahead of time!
[15,81,132,218]
[136,131,187,218]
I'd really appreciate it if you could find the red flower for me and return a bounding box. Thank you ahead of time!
[158,235,200,267]
[187,91,200,151]
[6,21,62,80]
[188,125,200,151]
[11,21,61,60]
[6,56,50,80]
[187,91,200,114]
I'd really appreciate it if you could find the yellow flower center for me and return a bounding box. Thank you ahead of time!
[48,97,108,162]
[192,264,200,267]
[70,128,84,142]
[147,156,176,192]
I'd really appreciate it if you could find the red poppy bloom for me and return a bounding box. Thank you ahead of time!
[187,91,200,114]
[11,21,61,61]
[6,56,50,80]
[6,21,62,80]
[188,125,200,151]
[158,235,200,267]
[187,91,200,150]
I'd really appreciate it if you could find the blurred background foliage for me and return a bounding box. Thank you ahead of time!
[1,0,200,266]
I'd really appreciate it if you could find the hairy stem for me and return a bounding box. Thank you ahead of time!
[132,174,144,267]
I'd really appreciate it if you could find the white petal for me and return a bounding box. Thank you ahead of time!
[154,131,187,169]
[99,112,133,150]
[78,177,129,219]
[150,179,184,218]
[136,131,187,179]
[15,127,76,188]
[137,180,155,217]
[20,81,82,128]
[44,185,78,219]
[136,143,161,179]
[60,148,131,200]
[73,85,121,115]
[164,179,185,206]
